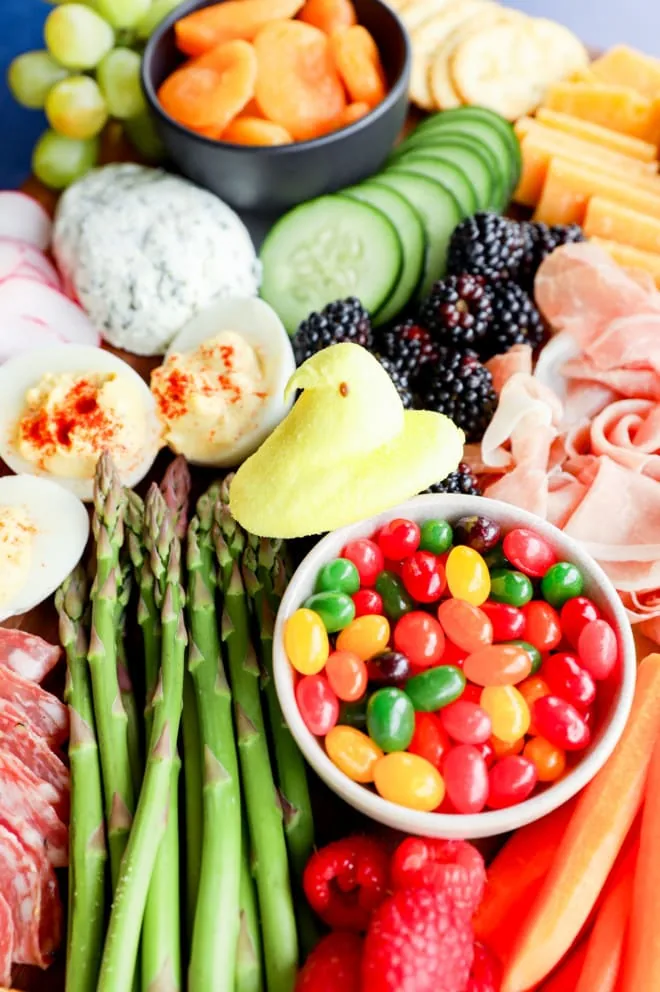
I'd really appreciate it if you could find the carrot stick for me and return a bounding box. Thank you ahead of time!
[502,654,660,992]
[539,943,589,992]
[620,730,660,992]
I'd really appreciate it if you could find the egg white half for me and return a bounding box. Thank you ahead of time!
[0,345,161,501]
[0,473,89,622]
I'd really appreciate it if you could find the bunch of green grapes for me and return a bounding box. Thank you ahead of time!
[8,0,181,189]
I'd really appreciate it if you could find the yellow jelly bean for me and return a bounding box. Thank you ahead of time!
[325,725,383,783]
[373,752,445,811]
[336,614,390,661]
[480,685,530,743]
[446,546,491,606]
[284,608,329,675]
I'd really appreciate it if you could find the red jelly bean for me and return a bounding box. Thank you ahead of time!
[342,538,384,587]
[521,601,562,652]
[532,695,591,751]
[461,683,483,705]
[578,619,618,680]
[474,739,496,767]
[296,675,339,736]
[440,700,492,745]
[542,651,596,710]
[408,712,451,769]
[481,601,526,642]
[442,639,468,668]
[502,528,557,578]
[560,596,601,647]
[393,611,445,669]
[443,744,489,814]
[401,551,446,603]
[487,755,538,809]
[352,588,383,617]
[437,599,493,653]
[377,518,420,561]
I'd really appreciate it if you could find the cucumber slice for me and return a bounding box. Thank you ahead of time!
[343,181,427,325]
[386,153,477,216]
[398,131,507,211]
[259,194,402,335]
[415,107,521,190]
[393,138,494,212]
[373,171,462,296]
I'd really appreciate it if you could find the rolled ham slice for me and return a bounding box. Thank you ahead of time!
[0,193,52,252]
[0,629,62,683]
[0,667,68,750]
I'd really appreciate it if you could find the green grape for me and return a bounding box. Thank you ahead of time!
[136,0,183,40]
[96,48,146,119]
[7,51,68,109]
[95,0,151,30]
[45,75,108,139]
[44,4,114,70]
[32,129,99,189]
[123,110,166,164]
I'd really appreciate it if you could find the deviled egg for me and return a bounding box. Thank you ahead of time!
[150,296,295,467]
[0,345,161,501]
[0,473,89,622]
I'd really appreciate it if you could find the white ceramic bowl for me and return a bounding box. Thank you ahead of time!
[273,494,637,839]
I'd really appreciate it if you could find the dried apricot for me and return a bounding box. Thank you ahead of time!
[330,25,387,107]
[222,116,293,145]
[340,101,371,126]
[299,0,357,35]
[175,0,305,57]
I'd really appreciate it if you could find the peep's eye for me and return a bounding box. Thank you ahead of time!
[339,382,349,397]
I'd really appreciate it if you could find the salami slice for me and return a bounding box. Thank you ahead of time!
[0,703,70,820]
[0,666,68,748]
[0,891,13,986]
[0,825,63,968]
[0,628,62,683]
[0,753,68,868]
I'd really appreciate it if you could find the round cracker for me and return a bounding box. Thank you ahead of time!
[529,18,590,79]
[401,0,456,33]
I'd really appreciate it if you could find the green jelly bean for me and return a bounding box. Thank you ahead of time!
[541,562,585,608]
[419,518,453,555]
[483,544,510,571]
[314,557,361,596]
[303,591,355,633]
[366,688,415,752]
[489,568,534,607]
[339,700,368,731]
[404,665,466,712]
[507,639,542,674]
[375,570,415,621]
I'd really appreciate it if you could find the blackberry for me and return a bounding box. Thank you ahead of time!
[292,297,373,365]
[413,348,497,442]
[520,222,586,289]
[418,274,494,349]
[375,354,414,409]
[447,213,526,281]
[375,320,438,379]
[426,463,483,496]
[480,281,544,359]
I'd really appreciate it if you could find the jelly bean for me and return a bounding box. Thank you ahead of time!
[517,675,550,711]
[560,596,601,648]
[405,665,466,712]
[375,570,415,621]
[463,644,532,687]
[521,601,562,652]
[408,712,450,769]
[285,609,329,675]
[373,752,445,811]
[487,756,538,809]
[303,591,356,633]
[481,601,526,642]
[377,518,420,561]
[439,700,492,744]
[523,736,566,783]
[315,558,361,596]
[542,651,596,710]
[475,740,495,767]
[437,599,493,653]
[325,651,368,702]
[541,562,584,609]
[338,699,368,730]
[491,735,525,759]
[401,551,446,603]
[419,518,453,555]
[453,515,502,554]
[342,538,384,587]
[393,612,445,668]
[366,688,415,752]
[502,528,557,578]
[489,569,533,607]
[443,744,489,814]
[442,639,468,668]
[296,675,339,736]
[532,695,591,751]
[367,650,411,686]
[352,588,383,618]
[506,640,542,675]
[446,546,491,606]
[483,544,510,571]
[336,614,390,661]
[461,682,483,704]
[578,619,618,680]
[480,686,530,742]
[325,725,383,783]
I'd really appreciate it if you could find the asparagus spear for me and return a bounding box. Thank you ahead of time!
[116,558,143,796]
[57,567,107,992]
[88,453,135,890]
[236,826,263,992]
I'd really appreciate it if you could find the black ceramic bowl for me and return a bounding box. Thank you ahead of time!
[142,0,411,213]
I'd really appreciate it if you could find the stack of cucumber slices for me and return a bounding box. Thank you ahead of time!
[260,106,521,336]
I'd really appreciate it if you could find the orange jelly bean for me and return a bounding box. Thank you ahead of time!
[325,651,368,702]
[524,736,566,782]
[437,599,493,653]
[491,735,525,759]
[463,644,532,687]
[480,685,530,743]
[326,725,383,783]
[518,676,550,735]
[445,546,490,606]
[373,752,445,811]
[336,614,390,661]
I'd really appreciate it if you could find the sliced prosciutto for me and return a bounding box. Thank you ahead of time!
[0,628,62,683]
[0,701,69,819]
[0,753,68,868]
[0,825,62,968]
[0,666,68,749]
[0,192,52,251]
[0,892,13,986]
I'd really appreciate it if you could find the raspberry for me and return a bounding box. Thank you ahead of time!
[466,941,501,992]
[295,931,363,992]
[302,835,390,931]
[390,838,486,919]
[362,886,475,992]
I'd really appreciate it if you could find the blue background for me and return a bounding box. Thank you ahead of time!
[1,0,659,189]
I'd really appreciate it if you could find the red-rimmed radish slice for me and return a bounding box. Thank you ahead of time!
[0,193,52,251]
[0,278,100,347]
[0,314,68,364]
[0,239,61,290]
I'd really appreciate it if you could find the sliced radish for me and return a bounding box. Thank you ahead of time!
[0,278,100,348]
[0,239,61,290]
[0,313,68,364]
[0,193,53,251]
